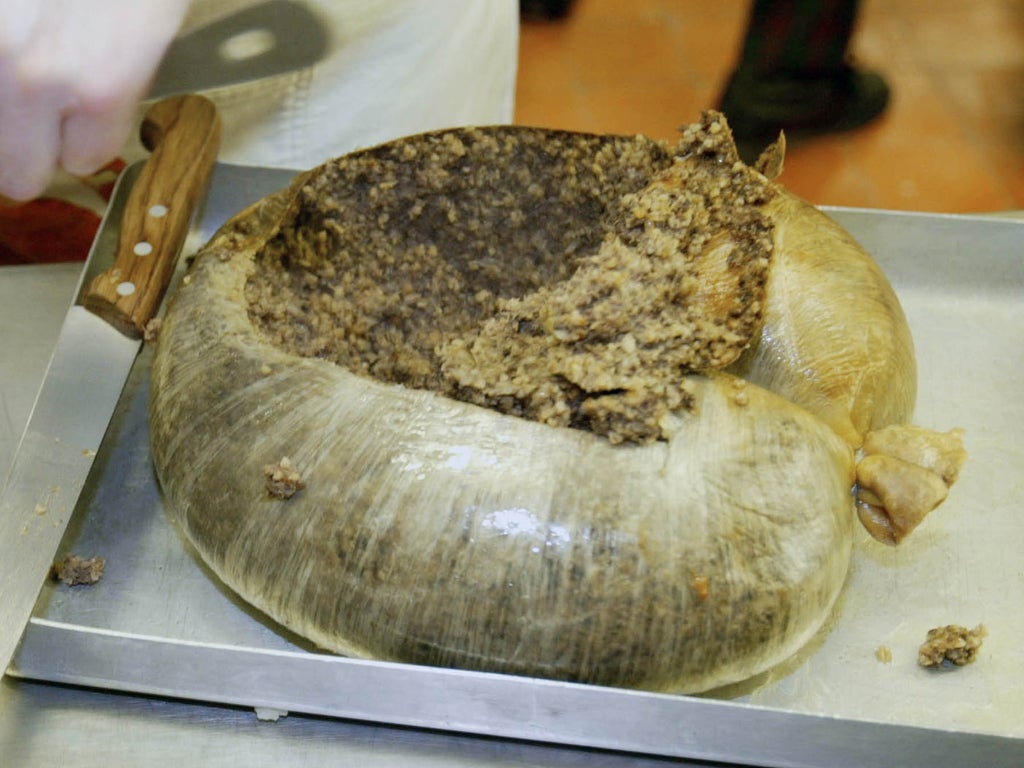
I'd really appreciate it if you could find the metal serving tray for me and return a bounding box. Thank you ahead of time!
[9,164,1024,767]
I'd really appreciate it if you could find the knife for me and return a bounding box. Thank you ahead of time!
[147,0,328,99]
[0,94,221,673]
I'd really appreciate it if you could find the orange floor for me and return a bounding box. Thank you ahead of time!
[515,0,1024,213]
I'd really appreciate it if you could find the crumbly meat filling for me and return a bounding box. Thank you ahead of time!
[918,624,986,668]
[51,554,106,586]
[245,112,775,444]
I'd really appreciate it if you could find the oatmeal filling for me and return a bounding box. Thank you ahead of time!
[245,112,776,443]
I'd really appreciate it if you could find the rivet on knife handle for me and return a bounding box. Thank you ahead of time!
[83,94,222,339]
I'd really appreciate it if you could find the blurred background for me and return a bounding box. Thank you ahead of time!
[516,0,1024,213]
[3,0,1021,270]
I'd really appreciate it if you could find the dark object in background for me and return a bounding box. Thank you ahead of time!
[717,0,890,163]
[720,65,890,163]
[521,0,576,21]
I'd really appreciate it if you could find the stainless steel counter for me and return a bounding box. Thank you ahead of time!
[2,677,696,767]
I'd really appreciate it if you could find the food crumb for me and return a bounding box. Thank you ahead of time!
[51,554,106,586]
[143,317,162,344]
[689,573,710,601]
[918,624,986,668]
[263,456,305,499]
[875,645,893,664]
[33,503,46,516]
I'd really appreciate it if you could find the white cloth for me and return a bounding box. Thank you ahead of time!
[152,0,519,169]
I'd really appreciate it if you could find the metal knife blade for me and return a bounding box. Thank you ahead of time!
[148,0,328,99]
[0,94,221,673]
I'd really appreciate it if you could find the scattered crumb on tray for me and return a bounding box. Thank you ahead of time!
[875,645,893,664]
[263,456,305,499]
[918,624,986,668]
[51,554,106,586]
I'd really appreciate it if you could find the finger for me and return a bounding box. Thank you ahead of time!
[0,3,43,54]
[0,87,63,201]
[58,98,136,178]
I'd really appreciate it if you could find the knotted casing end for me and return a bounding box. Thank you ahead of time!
[854,425,967,544]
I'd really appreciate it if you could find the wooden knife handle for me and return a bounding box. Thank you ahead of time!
[83,94,221,339]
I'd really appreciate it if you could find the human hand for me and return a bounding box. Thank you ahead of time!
[0,0,190,201]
